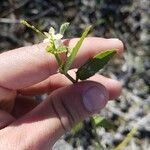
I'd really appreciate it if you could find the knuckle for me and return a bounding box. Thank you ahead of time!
[0,87,16,112]
[51,95,77,132]
[61,99,76,129]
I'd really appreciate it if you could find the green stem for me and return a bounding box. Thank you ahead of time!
[55,54,62,66]
[21,20,46,37]
[65,73,77,83]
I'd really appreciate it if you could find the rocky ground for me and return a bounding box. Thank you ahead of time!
[0,0,149,149]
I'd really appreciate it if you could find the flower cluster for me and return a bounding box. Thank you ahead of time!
[43,23,69,54]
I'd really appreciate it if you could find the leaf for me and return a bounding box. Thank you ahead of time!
[71,122,84,135]
[63,25,92,74]
[55,47,67,53]
[46,45,67,54]
[91,116,114,129]
[59,22,70,35]
[76,49,116,80]
[46,44,53,53]
[113,127,137,150]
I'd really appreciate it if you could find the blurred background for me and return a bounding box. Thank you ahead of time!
[0,0,149,149]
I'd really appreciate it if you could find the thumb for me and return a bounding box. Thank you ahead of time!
[5,81,109,149]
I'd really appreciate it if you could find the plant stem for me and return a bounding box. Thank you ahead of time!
[21,20,46,37]
[65,73,77,83]
[55,54,62,66]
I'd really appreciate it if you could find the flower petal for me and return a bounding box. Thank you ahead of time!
[44,32,51,38]
[55,39,62,48]
[49,27,55,35]
[54,34,63,39]
[43,37,51,43]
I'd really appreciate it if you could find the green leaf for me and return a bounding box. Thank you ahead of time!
[76,49,116,80]
[113,127,137,150]
[46,44,53,52]
[59,22,70,35]
[62,25,92,74]
[91,116,114,129]
[46,45,67,54]
[55,47,67,53]
[71,122,84,135]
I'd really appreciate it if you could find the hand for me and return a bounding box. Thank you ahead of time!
[0,37,123,149]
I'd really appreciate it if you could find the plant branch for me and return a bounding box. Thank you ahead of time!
[65,73,77,83]
[21,20,46,37]
[55,54,62,66]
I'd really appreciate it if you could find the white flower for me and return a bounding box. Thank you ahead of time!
[43,24,70,54]
[43,27,63,49]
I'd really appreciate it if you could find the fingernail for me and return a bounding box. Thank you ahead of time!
[83,86,108,112]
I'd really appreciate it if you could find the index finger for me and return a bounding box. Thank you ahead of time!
[0,37,123,89]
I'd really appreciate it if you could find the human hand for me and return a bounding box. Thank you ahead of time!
[0,37,123,149]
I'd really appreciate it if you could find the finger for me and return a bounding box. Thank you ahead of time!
[19,73,122,100]
[0,37,123,90]
[63,38,123,68]
[18,73,70,96]
[11,95,39,118]
[0,110,15,129]
[0,87,16,112]
[5,81,109,149]
[90,74,122,100]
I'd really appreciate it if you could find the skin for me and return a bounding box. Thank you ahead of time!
[0,37,124,149]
